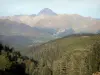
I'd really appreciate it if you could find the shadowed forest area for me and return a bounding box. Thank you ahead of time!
[0,43,38,75]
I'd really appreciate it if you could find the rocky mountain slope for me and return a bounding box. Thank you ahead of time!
[1,13,100,34]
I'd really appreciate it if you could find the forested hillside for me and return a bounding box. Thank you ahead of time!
[30,34,100,75]
[1,34,100,75]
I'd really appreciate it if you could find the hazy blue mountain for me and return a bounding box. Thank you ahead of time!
[37,8,57,16]
[32,26,57,35]
[0,19,56,49]
[0,19,54,38]
[0,35,33,49]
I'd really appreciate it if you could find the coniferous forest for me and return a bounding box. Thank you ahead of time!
[0,35,100,75]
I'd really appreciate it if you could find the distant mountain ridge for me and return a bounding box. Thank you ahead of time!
[0,19,56,49]
[0,8,100,34]
[0,8,100,49]
[1,14,100,33]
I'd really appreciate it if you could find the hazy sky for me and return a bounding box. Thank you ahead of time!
[0,0,100,18]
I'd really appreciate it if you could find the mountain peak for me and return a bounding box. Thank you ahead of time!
[37,8,57,16]
[43,8,52,10]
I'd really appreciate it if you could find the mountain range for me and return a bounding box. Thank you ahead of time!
[0,8,100,49]
[1,9,100,33]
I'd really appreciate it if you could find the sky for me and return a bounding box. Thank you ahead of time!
[0,0,100,18]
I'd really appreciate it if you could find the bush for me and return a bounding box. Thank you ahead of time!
[0,55,12,71]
